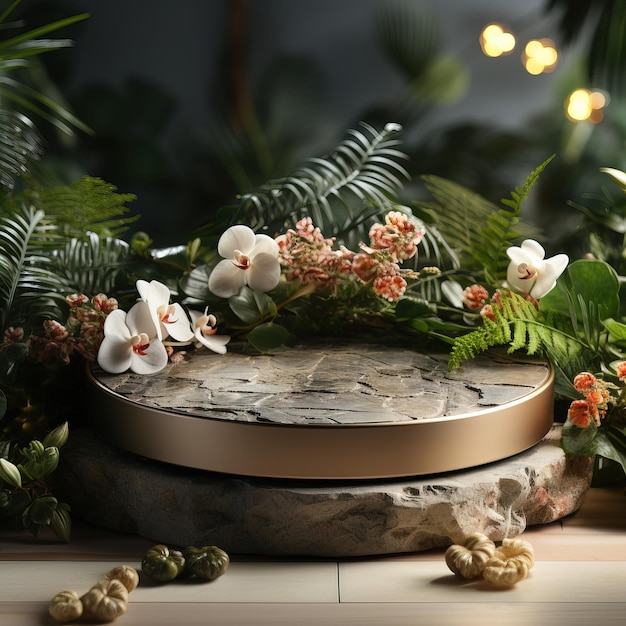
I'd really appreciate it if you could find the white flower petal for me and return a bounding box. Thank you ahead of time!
[130,340,169,374]
[218,225,256,257]
[135,279,150,300]
[102,309,132,340]
[251,233,279,258]
[97,334,132,373]
[530,253,569,298]
[126,301,158,337]
[209,259,246,298]
[520,239,546,262]
[600,167,626,189]
[194,329,231,354]
[163,303,195,342]
[246,252,281,292]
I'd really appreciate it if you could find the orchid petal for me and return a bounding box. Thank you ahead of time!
[97,310,133,373]
[246,251,281,292]
[506,239,568,298]
[194,329,231,354]
[130,339,169,374]
[250,234,279,258]
[209,258,246,298]
[530,253,569,298]
[126,301,158,337]
[162,303,195,342]
[218,225,256,257]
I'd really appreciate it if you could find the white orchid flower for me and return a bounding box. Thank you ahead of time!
[208,225,281,298]
[506,239,568,299]
[97,301,169,374]
[136,279,194,342]
[189,308,231,354]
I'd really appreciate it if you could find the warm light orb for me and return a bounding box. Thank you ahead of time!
[480,23,516,57]
[565,88,607,123]
[522,38,558,74]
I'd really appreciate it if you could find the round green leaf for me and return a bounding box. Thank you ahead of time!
[247,322,291,353]
[540,259,620,320]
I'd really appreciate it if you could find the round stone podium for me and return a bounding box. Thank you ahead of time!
[55,343,594,556]
[85,343,555,480]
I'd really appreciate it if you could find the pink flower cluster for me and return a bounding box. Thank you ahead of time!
[566,370,620,428]
[276,212,424,302]
[2,293,118,366]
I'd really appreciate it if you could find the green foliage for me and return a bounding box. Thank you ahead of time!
[448,291,588,394]
[0,1,89,189]
[231,122,410,246]
[0,203,69,330]
[0,422,71,541]
[30,176,138,238]
[418,157,553,288]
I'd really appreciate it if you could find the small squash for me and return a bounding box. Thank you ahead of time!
[141,543,185,583]
[183,545,230,581]
[100,565,139,593]
[444,532,496,579]
[48,589,83,623]
[81,579,128,623]
[482,537,535,587]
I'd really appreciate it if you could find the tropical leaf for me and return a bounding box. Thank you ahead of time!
[231,122,410,245]
[418,157,553,288]
[50,232,132,296]
[0,203,69,331]
[0,109,43,189]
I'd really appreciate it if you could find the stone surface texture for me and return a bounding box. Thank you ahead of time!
[93,345,551,425]
[56,425,594,557]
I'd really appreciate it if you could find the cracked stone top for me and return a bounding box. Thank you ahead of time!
[91,343,551,426]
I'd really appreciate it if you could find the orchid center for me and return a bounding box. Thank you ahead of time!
[157,304,177,324]
[233,250,250,270]
[132,333,151,356]
[517,262,538,281]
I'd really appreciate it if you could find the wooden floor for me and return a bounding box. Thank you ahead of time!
[1,486,625,625]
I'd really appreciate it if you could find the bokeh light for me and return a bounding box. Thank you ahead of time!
[521,38,558,74]
[565,88,608,123]
[480,23,516,57]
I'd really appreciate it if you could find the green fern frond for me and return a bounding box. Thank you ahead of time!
[448,291,586,373]
[418,157,553,288]
[23,176,138,237]
[0,204,70,331]
[233,122,410,243]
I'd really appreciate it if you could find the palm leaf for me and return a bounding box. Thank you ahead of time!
[232,122,410,244]
[50,232,131,296]
[0,204,70,331]
[0,109,42,188]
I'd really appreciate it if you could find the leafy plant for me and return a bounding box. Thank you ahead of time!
[228,122,411,247]
[0,0,89,189]
[0,421,71,541]
[416,157,553,289]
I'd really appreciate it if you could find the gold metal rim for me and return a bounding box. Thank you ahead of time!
[86,363,555,480]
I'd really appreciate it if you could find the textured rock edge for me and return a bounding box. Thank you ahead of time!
[55,424,594,557]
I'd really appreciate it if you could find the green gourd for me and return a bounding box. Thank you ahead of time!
[183,545,230,581]
[141,544,185,583]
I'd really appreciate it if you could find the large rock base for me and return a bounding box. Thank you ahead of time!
[56,425,594,557]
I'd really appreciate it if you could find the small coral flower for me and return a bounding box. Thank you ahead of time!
[209,225,281,298]
[567,399,593,428]
[97,302,169,374]
[506,239,568,299]
[189,308,231,354]
[136,279,194,342]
